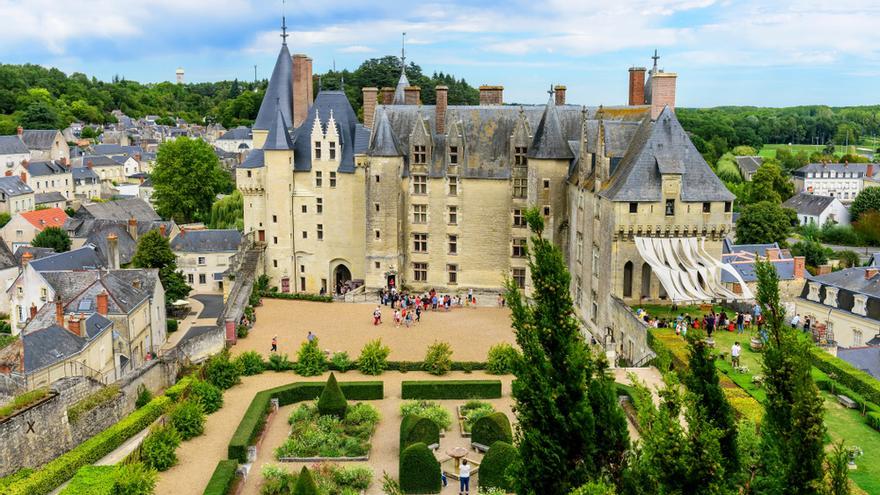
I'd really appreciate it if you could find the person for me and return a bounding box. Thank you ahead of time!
[394,309,401,327]
[405,309,413,327]
[744,312,752,329]
[731,341,741,368]
[373,306,382,325]
[307,331,315,343]
[271,335,277,353]
[415,305,422,322]
[736,311,744,334]
[803,316,811,333]
[791,313,801,328]
[459,458,471,494]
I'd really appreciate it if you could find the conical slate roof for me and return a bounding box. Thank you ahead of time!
[254,44,293,131]
[392,71,409,105]
[263,108,295,150]
[527,94,574,159]
[368,108,403,156]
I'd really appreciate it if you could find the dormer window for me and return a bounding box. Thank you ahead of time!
[314,141,322,159]
[413,145,427,165]
[329,142,336,160]
[514,146,528,167]
[449,146,459,164]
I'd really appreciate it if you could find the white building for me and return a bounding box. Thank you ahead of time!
[793,162,878,203]
[0,136,30,175]
[170,229,241,293]
[782,193,851,226]
[215,127,253,153]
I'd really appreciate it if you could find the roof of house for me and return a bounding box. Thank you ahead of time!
[20,130,59,150]
[263,109,295,151]
[72,167,100,181]
[367,108,403,157]
[872,253,880,267]
[239,149,264,169]
[14,246,55,264]
[735,156,763,175]
[26,160,69,176]
[29,245,102,272]
[35,191,68,205]
[253,44,293,131]
[20,208,68,231]
[81,155,123,168]
[722,257,796,283]
[527,95,574,160]
[170,229,242,253]
[0,135,29,155]
[795,162,875,177]
[722,239,781,256]
[291,91,368,173]
[92,144,144,156]
[218,127,252,140]
[836,347,880,379]
[782,193,838,216]
[76,198,160,222]
[0,241,16,270]
[22,312,112,372]
[39,270,151,315]
[0,176,33,197]
[801,267,880,322]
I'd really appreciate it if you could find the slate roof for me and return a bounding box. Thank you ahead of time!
[801,268,880,322]
[782,193,838,216]
[722,257,796,283]
[794,162,875,178]
[367,108,403,157]
[39,270,151,315]
[600,107,735,202]
[0,176,33,197]
[22,310,112,372]
[93,144,143,156]
[35,191,67,205]
[0,241,16,270]
[170,229,242,253]
[263,110,295,151]
[76,198,160,221]
[20,130,59,150]
[238,149,264,169]
[108,268,160,296]
[21,208,68,230]
[27,160,69,176]
[29,245,102,272]
[735,156,763,175]
[81,155,123,168]
[392,70,409,105]
[63,218,170,266]
[836,347,880,379]
[291,91,367,173]
[872,253,880,267]
[722,239,781,257]
[0,135,29,155]
[253,44,293,131]
[14,246,55,265]
[72,167,100,182]
[219,127,252,140]
[528,95,574,160]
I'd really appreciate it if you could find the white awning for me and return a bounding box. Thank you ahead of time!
[634,236,753,302]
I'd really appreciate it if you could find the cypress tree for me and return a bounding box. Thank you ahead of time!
[317,372,348,418]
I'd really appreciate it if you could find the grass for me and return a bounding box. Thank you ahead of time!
[822,394,880,495]
[634,303,724,322]
[759,143,852,159]
[0,388,50,420]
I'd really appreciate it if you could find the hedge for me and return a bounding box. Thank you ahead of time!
[811,349,880,406]
[400,414,440,452]
[399,443,441,494]
[4,395,171,495]
[164,376,194,402]
[868,412,880,432]
[262,292,333,303]
[59,465,116,495]
[471,412,513,447]
[385,361,488,373]
[401,380,501,400]
[203,460,238,495]
[478,441,516,491]
[227,381,383,462]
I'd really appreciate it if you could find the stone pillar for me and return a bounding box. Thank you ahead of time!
[292,54,314,128]
[404,86,420,105]
[628,67,646,106]
[225,319,237,345]
[435,86,448,134]
[362,87,378,128]
[479,85,503,105]
[650,72,677,120]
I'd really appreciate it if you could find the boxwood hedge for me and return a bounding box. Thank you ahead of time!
[471,412,512,447]
[400,380,501,400]
[478,441,516,491]
[400,414,440,452]
[811,348,880,406]
[399,442,441,494]
[202,459,238,495]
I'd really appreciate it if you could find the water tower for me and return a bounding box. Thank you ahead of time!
[176,67,184,84]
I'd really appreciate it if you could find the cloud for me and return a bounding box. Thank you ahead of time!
[339,45,374,53]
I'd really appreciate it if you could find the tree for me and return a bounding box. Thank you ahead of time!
[833,250,861,269]
[207,190,243,230]
[745,162,794,204]
[850,187,880,222]
[132,229,191,304]
[0,212,10,229]
[151,137,231,223]
[754,261,826,495]
[736,201,796,245]
[20,101,61,129]
[31,226,71,252]
[790,240,832,268]
[854,210,880,246]
[505,208,628,494]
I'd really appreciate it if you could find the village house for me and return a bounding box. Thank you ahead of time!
[79,155,125,186]
[792,162,878,202]
[0,135,30,174]
[796,266,880,349]
[734,155,763,181]
[72,166,101,200]
[215,126,253,153]
[0,176,35,216]
[18,129,70,163]
[170,228,241,293]
[0,208,68,252]
[783,192,851,226]
[11,160,74,201]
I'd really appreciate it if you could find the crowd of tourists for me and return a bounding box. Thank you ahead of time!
[372,287,485,327]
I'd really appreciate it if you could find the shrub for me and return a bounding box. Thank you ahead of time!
[401,380,502,400]
[295,338,328,376]
[67,385,120,423]
[266,353,295,372]
[399,443,441,494]
[141,424,181,471]
[422,341,453,375]
[111,463,157,495]
[400,401,452,430]
[329,465,373,490]
[400,415,439,451]
[166,319,178,334]
[293,466,318,495]
[235,351,265,376]
[486,343,520,375]
[59,465,116,495]
[811,348,880,406]
[164,376,193,402]
[317,373,348,418]
[236,325,249,339]
[868,412,880,432]
[461,400,496,433]
[478,441,516,491]
[134,385,152,409]
[262,292,333,303]
[170,400,206,440]
[277,402,379,459]
[203,460,238,495]
[358,339,390,375]
[0,388,50,420]
[330,351,353,372]
[471,412,512,447]
[204,350,242,389]
[189,379,224,414]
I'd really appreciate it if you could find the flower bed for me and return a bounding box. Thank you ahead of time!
[275,401,379,461]
[399,400,452,432]
[261,463,372,495]
[457,400,496,436]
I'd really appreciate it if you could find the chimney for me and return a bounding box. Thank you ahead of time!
[107,233,120,270]
[650,72,677,120]
[867,164,874,178]
[97,291,108,316]
[19,172,26,183]
[132,279,141,290]
[159,224,167,238]
[55,295,64,328]
[292,54,314,128]
[404,86,420,105]
[765,248,780,261]
[67,315,81,337]
[867,268,879,280]
[381,87,395,105]
[86,160,94,169]
[16,126,23,137]
[435,86,448,134]
[22,251,33,266]
[479,85,503,105]
[127,216,138,241]
[362,87,379,129]
[554,85,566,106]
[29,303,37,320]
[793,256,806,279]
[628,67,646,105]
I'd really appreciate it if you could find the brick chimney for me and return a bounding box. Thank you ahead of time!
[628,67,646,105]
[435,86,448,135]
[22,251,33,266]
[19,172,26,183]
[127,216,138,241]
[362,87,378,129]
[16,126,23,137]
[868,164,875,178]
[404,86,420,105]
[479,85,503,105]
[793,256,805,279]
[55,295,64,328]
[107,233,120,270]
[97,291,108,316]
[554,85,566,106]
[67,315,81,337]
[867,267,879,280]
[292,54,314,128]
[381,87,395,105]
[159,224,167,238]
[650,72,677,120]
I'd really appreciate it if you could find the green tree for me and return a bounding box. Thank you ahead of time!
[736,201,796,245]
[850,187,880,221]
[754,261,826,495]
[207,190,243,230]
[854,210,880,246]
[745,162,794,204]
[132,229,191,304]
[31,226,71,252]
[0,212,10,228]
[832,250,861,268]
[505,208,628,494]
[20,100,61,129]
[151,137,231,223]
[790,240,832,268]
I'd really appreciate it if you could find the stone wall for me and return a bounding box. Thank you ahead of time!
[608,296,654,366]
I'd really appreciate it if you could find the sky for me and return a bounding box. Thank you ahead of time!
[1,0,879,107]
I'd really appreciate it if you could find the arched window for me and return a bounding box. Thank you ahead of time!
[623,261,633,298]
[641,263,652,299]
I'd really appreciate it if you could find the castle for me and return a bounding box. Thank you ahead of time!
[237,30,739,363]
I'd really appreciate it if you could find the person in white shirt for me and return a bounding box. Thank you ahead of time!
[791,314,801,328]
[459,459,471,494]
[731,342,742,368]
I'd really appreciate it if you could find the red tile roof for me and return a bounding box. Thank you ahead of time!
[21,208,68,231]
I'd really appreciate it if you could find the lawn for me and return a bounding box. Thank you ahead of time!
[759,143,851,159]
[634,303,724,322]
[823,394,880,495]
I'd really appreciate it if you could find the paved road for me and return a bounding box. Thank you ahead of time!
[191,294,223,319]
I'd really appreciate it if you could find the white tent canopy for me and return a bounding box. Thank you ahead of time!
[634,236,753,303]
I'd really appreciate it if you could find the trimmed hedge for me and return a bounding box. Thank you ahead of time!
[203,460,238,495]
[400,414,440,452]
[383,361,487,372]
[317,373,348,417]
[59,465,116,495]
[227,381,383,462]
[262,292,333,303]
[164,376,193,402]
[471,412,512,447]
[399,442,441,494]
[401,380,501,400]
[811,348,880,406]
[868,412,880,432]
[5,396,171,495]
[479,441,516,491]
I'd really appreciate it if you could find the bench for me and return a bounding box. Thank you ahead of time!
[471,442,490,453]
[837,394,858,409]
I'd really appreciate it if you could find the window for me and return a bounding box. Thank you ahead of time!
[512,268,526,288]
[272,215,277,223]
[317,198,323,213]
[591,290,598,323]
[448,176,458,195]
[273,259,278,268]
[317,224,323,240]
[374,203,380,212]
[413,262,428,281]
[576,232,583,262]
[576,276,582,305]
[302,231,308,239]
[512,238,527,257]
[197,256,206,266]
[301,204,307,213]
[448,235,457,254]
[543,205,550,216]
[854,329,863,346]
[187,274,194,284]
[273,236,278,244]
[413,175,427,194]
[199,274,206,284]
[724,201,732,213]
[543,179,550,189]
[314,141,322,159]
[702,202,711,213]
[414,233,428,252]
[629,202,638,213]
[665,199,675,216]
[375,230,381,239]
[514,146,528,166]
[247,170,252,178]
[448,206,458,225]
[315,171,323,187]
[375,262,380,269]
[513,208,525,227]
[300,277,306,291]
[592,245,599,274]
[449,146,459,164]
[413,145,427,164]
[328,141,336,160]
[375,175,380,183]
[513,178,527,198]
[330,172,337,188]
[448,264,458,284]
[413,204,427,223]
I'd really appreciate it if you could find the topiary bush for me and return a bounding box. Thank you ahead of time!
[134,385,152,409]
[422,341,453,376]
[317,373,348,418]
[486,343,520,375]
[166,319,178,334]
[293,466,318,495]
[330,351,353,372]
[141,425,181,471]
[235,351,265,376]
[357,339,390,375]
[478,441,516,491]
[400,415,439,452]
[169,400,206,440]
[203,350,242,390]
[203,460,238,495]
[399,443,441,494]
[111,462,156,495]
[189,379,223,414]
[471,412,512,447]
[295,338,328,376]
